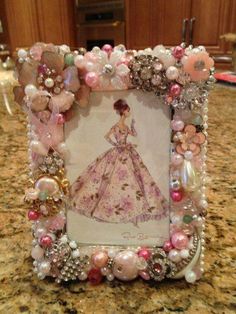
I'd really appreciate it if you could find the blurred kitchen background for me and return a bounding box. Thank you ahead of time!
[0,0,236,71]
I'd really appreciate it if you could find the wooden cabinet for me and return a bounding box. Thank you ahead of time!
[4,0,76,53]
[125,0,236,59]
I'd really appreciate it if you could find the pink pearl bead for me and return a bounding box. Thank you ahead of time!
[163,240,173,252]
[172,46,185,59]
[102,44,113,55]
[170,83,181,97]
[171,153,184,166]
[139,270,150,280]
[113,251,138,281]
[137,248,151,260]
[171,119,184,131]
[85,72,99,88]
[92,251,109,268]
[171,190,183,202]
[171,231,188,249]
[40,235,53,247]
[28,210,40,221]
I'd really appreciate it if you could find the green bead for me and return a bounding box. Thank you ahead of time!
[38,191,48,201]
[64,53,74,66]
[192,114,203,126]
[183,215,193,224]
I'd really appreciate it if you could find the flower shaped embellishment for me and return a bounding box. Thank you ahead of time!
[14,43,80,113]
[129,54,165,93]
[175,125,206,156]
[183,51,214,82]
[75,46,130,90]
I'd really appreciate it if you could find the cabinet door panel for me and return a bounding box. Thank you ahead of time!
[36,0,76,47]
[125,0,153,49]
[153,0,191,47]
[191,0,231,55]
[5,0,40,51]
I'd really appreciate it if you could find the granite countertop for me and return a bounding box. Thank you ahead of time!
[0,76,235,313]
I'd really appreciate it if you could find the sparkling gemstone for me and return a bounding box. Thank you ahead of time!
[153,263,162,274]
[140,67,152,80]
[38,64,48,75]
[102,64,114,76]
[151,75,161,86]
[153,61,163,72]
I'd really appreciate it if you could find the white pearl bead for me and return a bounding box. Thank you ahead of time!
[166,66,179,80]
[199,199,208,209]
[184,150,193,160]
[185,270,197,283]
[180,249,189,259]
[44,78,54,88]
[78,271,87,281]
[24,84,38,97]
[171,215,182,226]
[108,248,117,258]
[74,55,84,68]
[37,272,46,280]
[101,267,109,275]
[35,227,47,238]
[60,235,68,243]
[107,273,115,281]
[168,249,181,262]
[69,241,77,249]
[39,260,51,274]
[18,48,27,59]
[72,249,80,259]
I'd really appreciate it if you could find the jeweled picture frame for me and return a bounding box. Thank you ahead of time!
[14,42,214,284]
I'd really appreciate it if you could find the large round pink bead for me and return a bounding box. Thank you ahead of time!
[172,46,185,59]
[171,119,184,131]
[171,153,184,166]
[85,72,99,88]
[170,83,181,97]
[171,231,188,249]
[171,190,183,202]
[102,44,113,55]
[163,240,173,252]
[92,251,108,268]
[113,250,139,281]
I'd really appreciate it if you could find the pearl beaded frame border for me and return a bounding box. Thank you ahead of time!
[16,42,214,284]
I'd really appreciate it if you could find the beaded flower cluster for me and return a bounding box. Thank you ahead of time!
[14,42,213,284]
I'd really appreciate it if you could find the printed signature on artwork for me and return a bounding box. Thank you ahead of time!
[121,232,166,241]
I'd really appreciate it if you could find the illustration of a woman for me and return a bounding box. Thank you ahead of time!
[70,99,168,225]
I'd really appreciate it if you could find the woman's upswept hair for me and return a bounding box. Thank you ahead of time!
[113,99,130,116]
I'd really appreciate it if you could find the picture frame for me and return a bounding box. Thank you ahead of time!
[13,42,215,284]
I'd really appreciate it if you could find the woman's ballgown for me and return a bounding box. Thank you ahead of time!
[70,123,168,225]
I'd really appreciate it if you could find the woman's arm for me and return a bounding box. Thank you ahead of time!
[129,119,137,137]
[104,127,117,146]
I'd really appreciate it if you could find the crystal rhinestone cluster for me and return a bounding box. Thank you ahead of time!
[14,42,214,285]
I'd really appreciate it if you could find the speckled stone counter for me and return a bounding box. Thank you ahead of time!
[0,81,235,314]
